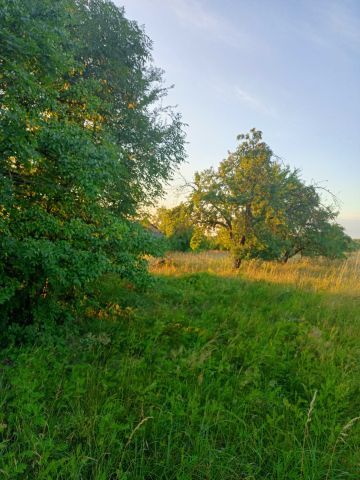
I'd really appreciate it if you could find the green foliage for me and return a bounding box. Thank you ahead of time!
[0,0,185,330]
[155,203,194,251]
[1,273,359,478]
[348,238,360,252]
[191,129,350,265]
[154,204,214,252]
[189,226,208,251]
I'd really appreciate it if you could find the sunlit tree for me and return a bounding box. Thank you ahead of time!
[191,129,350,266]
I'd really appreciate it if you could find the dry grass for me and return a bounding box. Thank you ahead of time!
[149,250,360,296]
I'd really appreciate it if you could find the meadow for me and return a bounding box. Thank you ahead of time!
[1,252,360,479]
[2,1,359,478]
[150,251,360,296]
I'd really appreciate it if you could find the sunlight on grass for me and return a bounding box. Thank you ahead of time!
[150,251,360,295]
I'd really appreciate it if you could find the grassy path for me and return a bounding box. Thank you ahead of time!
[1,272,360,478]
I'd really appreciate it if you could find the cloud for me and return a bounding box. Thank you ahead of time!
[120,0,271,55]
[170,0,223,30]
[299,0,360,51]
[326,1,360,48]
[213,82,276,117]
[162,0,252,50]
[234,87,275,116]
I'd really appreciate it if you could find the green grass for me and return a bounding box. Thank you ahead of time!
[1,272,360,479]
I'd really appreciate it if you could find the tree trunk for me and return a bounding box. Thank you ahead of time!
[233,257,242,269]
[282,251,290,264]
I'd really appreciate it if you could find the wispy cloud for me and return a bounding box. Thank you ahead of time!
[326,1,360,47]
[298,0,360,51]
[169,0,224,31]
[234,87,275,116]
[213,82,277,117]
[121,0,271,54]
[160,0,256,50]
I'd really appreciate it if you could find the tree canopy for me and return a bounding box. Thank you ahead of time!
[0,0,185,330]
[190,129,351,266]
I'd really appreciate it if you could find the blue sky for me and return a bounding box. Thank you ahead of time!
[118,0,360,237]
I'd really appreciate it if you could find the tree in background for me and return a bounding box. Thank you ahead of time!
[154,203,194,251]
[191,129,350,266]
[0,0,185,332]
[189,226,208,252]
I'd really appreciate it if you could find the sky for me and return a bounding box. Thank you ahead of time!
[118,0,360,237]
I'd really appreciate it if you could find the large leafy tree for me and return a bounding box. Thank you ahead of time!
[0,0,185,329]
[191,129,350,266]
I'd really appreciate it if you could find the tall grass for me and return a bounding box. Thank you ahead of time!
[1,253,359,478]
[150,251,360,295]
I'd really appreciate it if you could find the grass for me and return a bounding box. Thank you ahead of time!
[150,251,360,296]
[1,253,360,478]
